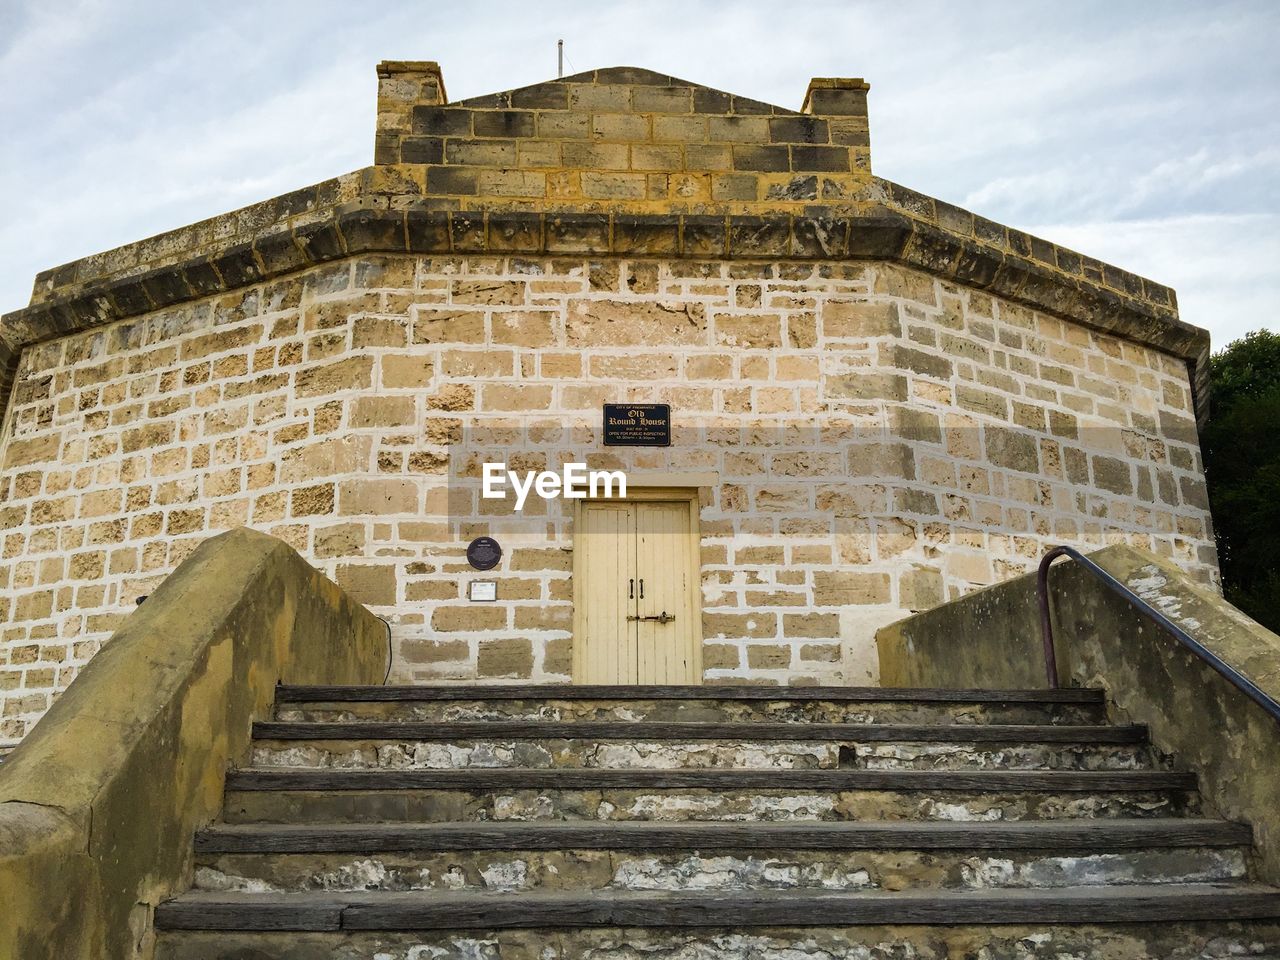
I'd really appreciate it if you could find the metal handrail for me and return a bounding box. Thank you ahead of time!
[1037,545,1280,724]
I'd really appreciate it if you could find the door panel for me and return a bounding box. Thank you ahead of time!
[579,502,637,684]
[636,501,695,684]
[576,498,699,685]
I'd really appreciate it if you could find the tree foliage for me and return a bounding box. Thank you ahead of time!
[1202,329,1280,630]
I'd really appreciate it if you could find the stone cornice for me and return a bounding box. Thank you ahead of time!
[0,180,1210,433]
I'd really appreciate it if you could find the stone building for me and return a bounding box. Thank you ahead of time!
[0,61,1215,747]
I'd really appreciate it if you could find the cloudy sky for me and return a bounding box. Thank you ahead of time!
[2,0,1277,347]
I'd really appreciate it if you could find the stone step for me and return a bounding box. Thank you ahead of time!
[193,846,1250,894]
[278,685,1107,704]
[153,923,1280,960]
[249,722,1155,772]
[222,768,1202,824]
[196,818,1251,853]
[249,739,1155,772]
[253,720,1142,743]
[274,684,1107,725]
[190,819,1251,893]
[154,883,1280,932]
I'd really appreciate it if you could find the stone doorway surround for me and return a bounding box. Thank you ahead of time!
[572,474,713,684]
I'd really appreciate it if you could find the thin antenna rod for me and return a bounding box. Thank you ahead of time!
[558,39,564,78]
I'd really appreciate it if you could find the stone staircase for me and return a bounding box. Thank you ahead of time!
[154,685,1280,958]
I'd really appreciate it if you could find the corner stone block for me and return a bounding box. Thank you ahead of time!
[802,78,870,118]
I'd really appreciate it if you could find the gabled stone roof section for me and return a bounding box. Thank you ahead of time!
[1,61,1209,428]
[451,66,804,119]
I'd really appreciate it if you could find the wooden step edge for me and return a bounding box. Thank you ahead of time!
[222,767,1199,792]
[193,818,1252,854]
[250,721,1147,744]
[154,884,1280,932]
[276,684,1105,704]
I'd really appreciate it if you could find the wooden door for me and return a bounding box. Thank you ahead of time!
[575,498,699,684]
[577,502,638,684]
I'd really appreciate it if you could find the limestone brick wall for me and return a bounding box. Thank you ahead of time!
[0,254,1214,743]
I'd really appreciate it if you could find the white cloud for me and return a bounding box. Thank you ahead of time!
[1,0,1277,351]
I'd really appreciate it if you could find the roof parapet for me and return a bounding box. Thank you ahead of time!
[375,61,447,164]
[802,77,870,116]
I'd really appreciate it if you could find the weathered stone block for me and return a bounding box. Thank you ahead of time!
[715,313,783,348]
[401,638,470,663]
[472,110,536,138]
[477,637,533,677]
[434,606,507,633]
[351,396,416,428]
[567,300,706,346]
[899,566,944,610]
[769,116,829,144]
[985,427,1040,473]
[581,172,647,200]
[828,373,908,402]
[399,137,444,164]
[704,612,777,639]
[336,562,398,606]
[956,384,1009,419]
[338,478,420,514]
[783,612,840,638]
[614,215,679,254]
[731,145,790,172]
[411,106,472,136]
[848,443,916,480]
[813,571,891,605]
[790,145,850,172]
[546,214,609,254]
[879,343,952,380]
[490,310,558,347]
[1086,454,1132,496]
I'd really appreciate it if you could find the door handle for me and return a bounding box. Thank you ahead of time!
[639,578,644,599]
[629,578,634,600]
[627,610,676,624]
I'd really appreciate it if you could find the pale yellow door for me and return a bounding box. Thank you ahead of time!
[576,499,699,684]
[578,502,638,684]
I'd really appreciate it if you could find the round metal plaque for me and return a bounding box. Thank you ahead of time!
[466,536,502,571]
